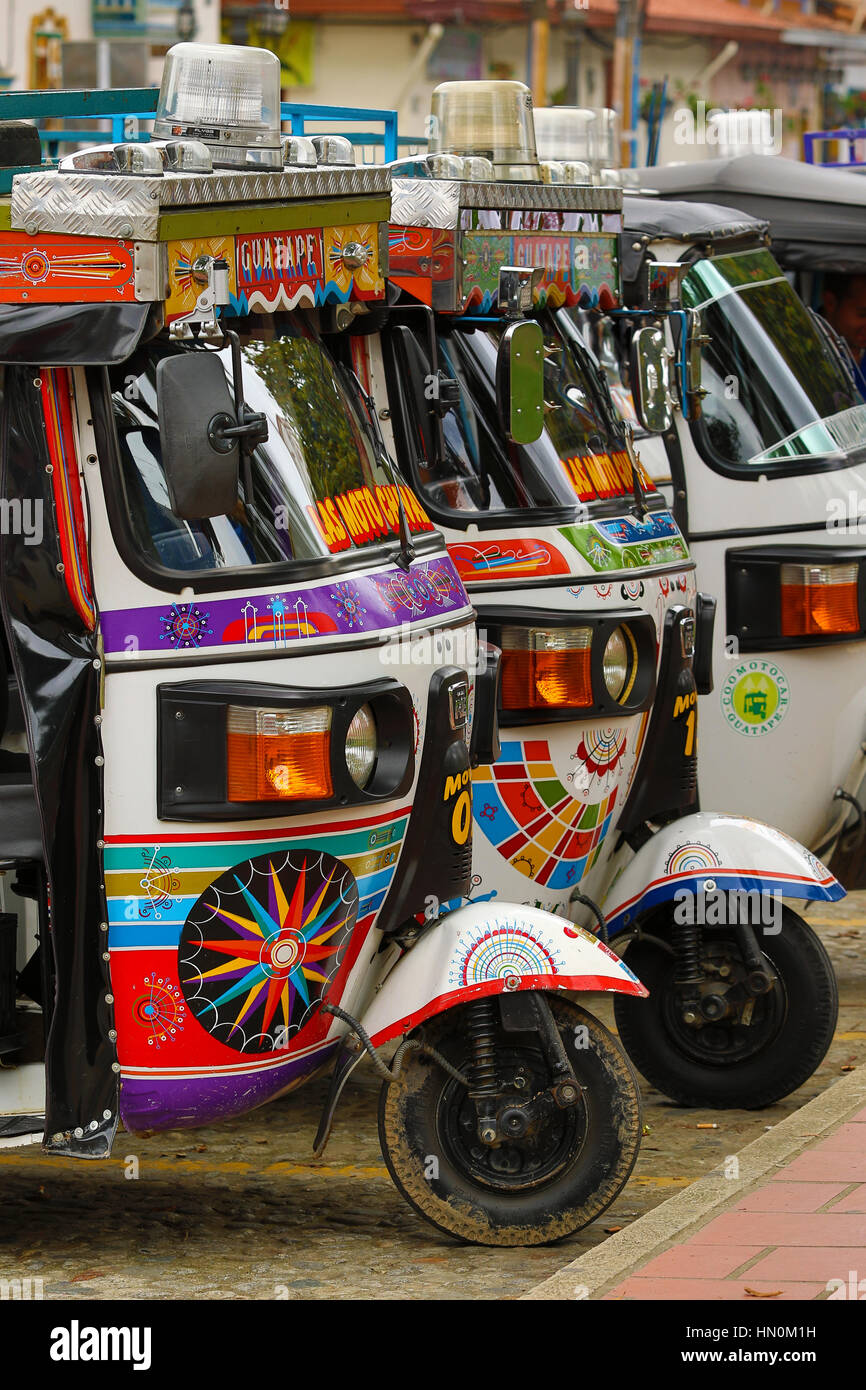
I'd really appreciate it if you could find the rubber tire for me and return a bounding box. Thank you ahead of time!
[613,907,839,1109]
[378,995,643,1247]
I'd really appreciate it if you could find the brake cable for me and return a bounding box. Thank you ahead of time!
[321,1002,469,1087]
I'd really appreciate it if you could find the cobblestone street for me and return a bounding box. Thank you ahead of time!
[1,903,864,1301]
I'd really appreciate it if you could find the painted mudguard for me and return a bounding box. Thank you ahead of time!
[603,811,845,938]
[362,901,647,1048]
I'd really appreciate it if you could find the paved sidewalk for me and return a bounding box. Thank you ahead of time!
[522,1066,866,1301]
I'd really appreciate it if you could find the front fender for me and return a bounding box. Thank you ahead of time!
[361,901,646,1048]
[603,811,844,938]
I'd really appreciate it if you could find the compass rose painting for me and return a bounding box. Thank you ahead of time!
[178,850,358,1054]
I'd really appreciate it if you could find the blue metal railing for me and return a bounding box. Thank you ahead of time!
[804,128,866,168]
[0,86,418,169]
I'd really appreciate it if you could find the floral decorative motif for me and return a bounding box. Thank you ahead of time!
[329,581,368,630]
[132,973,187,1049]
[159,603,213,650]
[179,851,357,1054]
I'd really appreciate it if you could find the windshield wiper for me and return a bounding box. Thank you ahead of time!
[348,368,416,572]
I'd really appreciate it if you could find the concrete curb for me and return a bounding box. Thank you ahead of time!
[520,1066,866,1301]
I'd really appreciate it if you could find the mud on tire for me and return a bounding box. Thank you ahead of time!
[378,994,643,1247]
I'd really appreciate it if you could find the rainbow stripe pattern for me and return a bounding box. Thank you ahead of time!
[473,739,617,891]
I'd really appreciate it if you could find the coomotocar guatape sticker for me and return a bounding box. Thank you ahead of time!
[720,659,789,737]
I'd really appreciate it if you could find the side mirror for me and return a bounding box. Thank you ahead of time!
[630,325,672,434]
[156,353,240,519]
[684,307,704,420]
[643,260,684,312]
[496,320,544,445]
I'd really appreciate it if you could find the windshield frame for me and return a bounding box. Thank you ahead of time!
[382,307,669,533]
[682,245,866,482]
[90,334,445,596]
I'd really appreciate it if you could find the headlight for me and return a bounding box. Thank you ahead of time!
[602,627,630,700]
[345,704,377,788]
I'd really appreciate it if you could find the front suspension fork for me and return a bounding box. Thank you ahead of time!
[466,994,581,1145]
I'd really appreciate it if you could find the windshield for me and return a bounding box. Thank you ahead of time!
[392,310,649,522]
[682,248,866,473]
[108,316,434,577]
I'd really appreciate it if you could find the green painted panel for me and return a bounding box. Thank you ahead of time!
[158,195,390,242]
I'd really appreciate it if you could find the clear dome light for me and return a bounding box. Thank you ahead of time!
[427,80,540,182]
[153,43,282,170]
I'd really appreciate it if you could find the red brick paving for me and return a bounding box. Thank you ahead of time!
[732,1183,848,1213]
[603,1278,828,1301]
[605,1116,866,1300]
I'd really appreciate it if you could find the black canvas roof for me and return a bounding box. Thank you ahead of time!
[621,194,768,245]
[628,156,866,272]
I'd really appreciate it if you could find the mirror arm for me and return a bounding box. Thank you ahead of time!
[624,422,648,522]
[385,303,448,468]
[347,366,416,573]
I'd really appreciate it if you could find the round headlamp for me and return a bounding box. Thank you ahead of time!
[603,627,631,701]
[345,704,377,788]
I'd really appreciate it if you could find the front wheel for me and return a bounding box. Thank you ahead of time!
[378,995,642,1247]
[613,906,838,1109]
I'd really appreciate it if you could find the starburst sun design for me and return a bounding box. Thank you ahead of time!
[179,853,357,1052]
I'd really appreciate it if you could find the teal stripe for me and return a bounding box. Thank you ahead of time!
[104,819,408,873]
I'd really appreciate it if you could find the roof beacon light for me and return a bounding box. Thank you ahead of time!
[534,107,598,170]
[153,42,282,170]
[159,138,212,173]
[427,80,541,182]
[427,152,465,179]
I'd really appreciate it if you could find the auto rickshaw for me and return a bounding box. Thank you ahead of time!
[0,44,660,1249]
[322,81,845,1110]
[531,113,866,881]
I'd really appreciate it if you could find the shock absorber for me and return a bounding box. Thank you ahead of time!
[673,914,704,1025]
[466,998,500,1144]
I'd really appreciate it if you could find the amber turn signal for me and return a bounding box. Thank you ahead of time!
[780,563,859,637]
[500,626,593,710]
[226,705,333,802]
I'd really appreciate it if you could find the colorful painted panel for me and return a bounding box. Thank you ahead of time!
[41,369,97,629]
[388,225,433,304]
[448,537,571,583]
[99,555,467,657]
[179,850,358,1053]
[108,806,408,1128]
[0,232,135,302]
[559,511,689,573]
[165,222,384,322]
[165,235,238,321]
[461,229,619,313]
[473,739,618,891]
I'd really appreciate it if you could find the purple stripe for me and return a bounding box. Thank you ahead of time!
[119,1040,339,1132]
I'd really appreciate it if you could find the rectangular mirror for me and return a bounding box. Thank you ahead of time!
[643,261,684,312]
[156,352,241,519]
[496,320,544,444]
[630,324,672,433]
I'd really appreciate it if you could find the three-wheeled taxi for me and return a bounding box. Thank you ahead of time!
[532,119,866,877]
[335,80,845,1109]
[611,194,866,874]
[0,44,661,1248]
